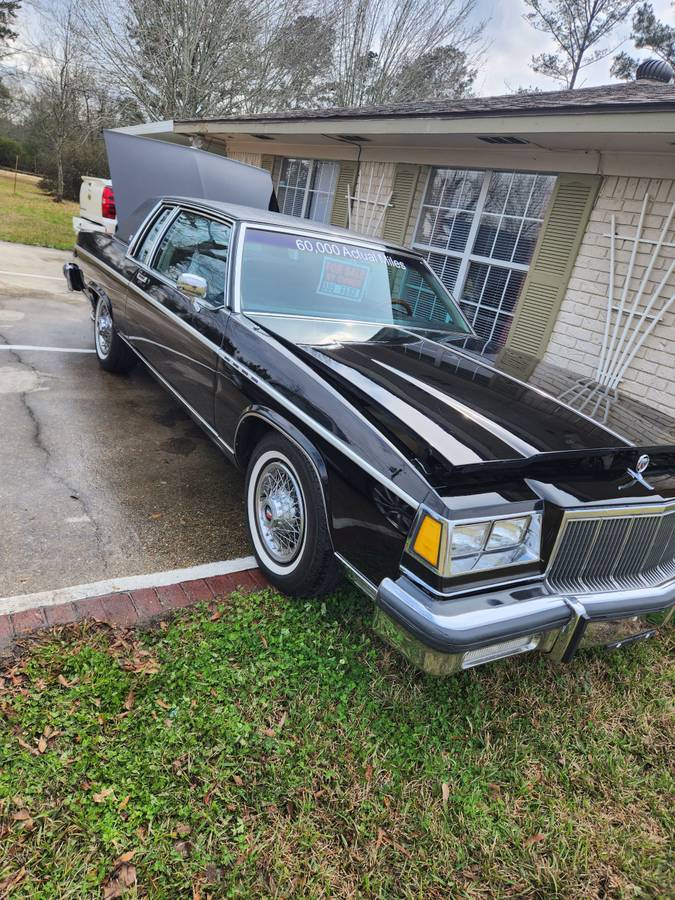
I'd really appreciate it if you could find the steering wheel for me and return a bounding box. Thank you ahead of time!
[391,297,413,317]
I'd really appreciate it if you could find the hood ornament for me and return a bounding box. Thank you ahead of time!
[618,454,653,491]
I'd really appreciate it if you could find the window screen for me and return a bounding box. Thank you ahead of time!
[413,169,556,354]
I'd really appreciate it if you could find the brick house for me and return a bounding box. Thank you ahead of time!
[131,79,675,439]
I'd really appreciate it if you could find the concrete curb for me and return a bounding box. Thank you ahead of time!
[0,567,268,658]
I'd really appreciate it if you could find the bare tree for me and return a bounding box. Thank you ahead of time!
[17,1,124,199]
[239,11,336,113]
[78,0,271,121]
[26,3,87,199]
[524,0,641,88]
[394,45,476,101]
[328,0,483,107]
[612,1,674,79]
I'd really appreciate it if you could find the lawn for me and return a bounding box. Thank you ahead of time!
[0,587,672,898]
[0,169,78,251]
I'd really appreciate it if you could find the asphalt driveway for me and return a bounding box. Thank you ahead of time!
[0,241,249,599]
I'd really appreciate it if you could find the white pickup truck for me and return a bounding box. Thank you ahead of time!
[72,176,117,235]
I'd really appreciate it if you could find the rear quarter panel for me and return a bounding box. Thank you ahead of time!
[76,231,138,332]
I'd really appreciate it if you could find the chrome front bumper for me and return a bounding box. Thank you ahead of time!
[374,574,674,676]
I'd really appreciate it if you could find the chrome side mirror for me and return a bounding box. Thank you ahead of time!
[177,272,207,299]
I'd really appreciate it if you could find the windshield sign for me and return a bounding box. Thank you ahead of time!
[240,229,472,335]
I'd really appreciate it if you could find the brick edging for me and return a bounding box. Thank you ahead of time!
[0,568,268,656]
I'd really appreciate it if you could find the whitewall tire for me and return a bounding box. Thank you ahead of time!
[245,433,341,596]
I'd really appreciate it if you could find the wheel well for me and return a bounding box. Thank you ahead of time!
[235,410,332,541]
[85,285,100,313]
[235,417,273,469]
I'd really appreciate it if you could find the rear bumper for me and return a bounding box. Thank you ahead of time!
[374,574,674,675]
[72,216,116,235]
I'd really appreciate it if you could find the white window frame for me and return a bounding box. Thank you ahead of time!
[411,167,555,349]
[276,158,339,223]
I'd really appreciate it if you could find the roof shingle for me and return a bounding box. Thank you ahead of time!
[177,80,675,126]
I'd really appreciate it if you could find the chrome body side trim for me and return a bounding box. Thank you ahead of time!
[399,564,543,599]
[125,335,218,373]
[118,334,234,456]
[336,553,377,600]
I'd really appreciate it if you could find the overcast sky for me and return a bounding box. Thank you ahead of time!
[473,0,673,95]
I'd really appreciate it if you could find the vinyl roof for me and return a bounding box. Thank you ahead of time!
[162,197,409,250]
[177,80,675,126]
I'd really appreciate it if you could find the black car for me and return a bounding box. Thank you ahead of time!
[63,149,674,675]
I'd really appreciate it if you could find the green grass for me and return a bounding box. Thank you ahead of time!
[0,588,672,898]
[0,170,78,250]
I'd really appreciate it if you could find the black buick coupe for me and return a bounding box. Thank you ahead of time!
[63,137,674,675]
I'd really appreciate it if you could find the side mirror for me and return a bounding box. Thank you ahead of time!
[177,272,207,299]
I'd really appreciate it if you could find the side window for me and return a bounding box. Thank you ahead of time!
[134,207,174,266]
[152,210,232,307]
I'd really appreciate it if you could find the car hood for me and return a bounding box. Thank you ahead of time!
[248,314,675,498]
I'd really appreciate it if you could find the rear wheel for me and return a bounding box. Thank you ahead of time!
[245,433,341,596]
[94,295,136,374]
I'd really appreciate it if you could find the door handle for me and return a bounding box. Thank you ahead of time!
[136,271,150,287]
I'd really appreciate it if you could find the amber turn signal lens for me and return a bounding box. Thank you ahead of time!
[413,514,442,567]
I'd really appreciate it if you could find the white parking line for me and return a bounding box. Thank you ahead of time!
[0,270,64,281]
[0,345,94,353]
[0,556,258,616]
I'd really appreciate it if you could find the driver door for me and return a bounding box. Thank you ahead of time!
[127,208,232,427]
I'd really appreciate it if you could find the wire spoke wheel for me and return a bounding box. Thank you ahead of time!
[255,459,305,564]
[95,298,114,358]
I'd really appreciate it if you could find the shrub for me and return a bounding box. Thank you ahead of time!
[0,134,24,168]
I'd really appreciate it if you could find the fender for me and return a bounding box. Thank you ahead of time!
[234,406,333,534]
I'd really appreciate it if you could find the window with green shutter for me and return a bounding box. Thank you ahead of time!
[505,173,601,358]
[330,160,359,228]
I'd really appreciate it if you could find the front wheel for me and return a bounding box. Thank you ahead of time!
[94,294,136,374]
[245,433,341,596]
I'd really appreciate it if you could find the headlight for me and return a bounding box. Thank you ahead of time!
[408,509,542,577]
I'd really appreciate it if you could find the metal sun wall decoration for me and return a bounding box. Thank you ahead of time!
[560,193,675,422]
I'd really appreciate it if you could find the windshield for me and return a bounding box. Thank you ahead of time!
[239,228,472,335]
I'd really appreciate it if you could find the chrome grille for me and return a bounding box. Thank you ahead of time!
[547,507,675,594]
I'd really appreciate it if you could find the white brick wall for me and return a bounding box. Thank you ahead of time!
[227,151,263,168]
[543,176,675,417]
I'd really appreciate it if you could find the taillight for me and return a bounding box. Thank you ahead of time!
[102,185,116,219]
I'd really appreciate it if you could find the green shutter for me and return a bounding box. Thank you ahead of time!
[260,154,275,174]
[505,172,601,358]
[330,160,359,228]
[382,163,421,245]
